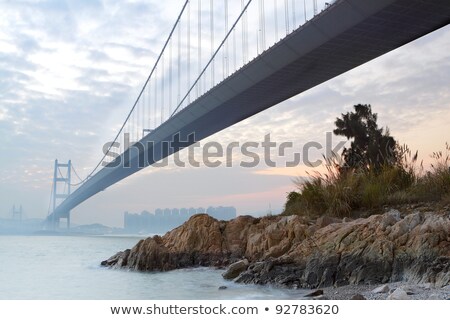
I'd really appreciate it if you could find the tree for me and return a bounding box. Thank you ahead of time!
[334,104,398,171]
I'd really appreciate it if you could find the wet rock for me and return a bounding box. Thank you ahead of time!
[304,289,324,297]
[222,259,249,280]
[235,261,306,288]
[419,283,434,289]
[313,295,330,300]
[101,249,130,268]
[218,286,227,290]
[401,285,419,295]
[372,284,390,294]
[351,294,366,300]
[388,288,410,300]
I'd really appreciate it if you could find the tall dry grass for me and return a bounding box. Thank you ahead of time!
[283,144,450,218]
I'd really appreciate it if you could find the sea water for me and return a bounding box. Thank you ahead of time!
[0,235,307,300]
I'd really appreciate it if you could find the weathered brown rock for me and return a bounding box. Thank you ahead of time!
[102,210,450,289]
[222,259,249,280]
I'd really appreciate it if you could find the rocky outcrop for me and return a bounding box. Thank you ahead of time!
[102,209,450,289]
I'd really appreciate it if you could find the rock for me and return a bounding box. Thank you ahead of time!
[401,285,418,295]
[313,295,330,300]
[304,289,324,297]
[316,216,341,228]
[351,294,366,300]
[101,249,130,268]
[385,209,401,221]
[372,284,390,294]
[102,210,450,290]
[218,286,227,290]
[419,283,434,289]
[387,288,410,300]
[222,259,249,280]
[427,293,441,300]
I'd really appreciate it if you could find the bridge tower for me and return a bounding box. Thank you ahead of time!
[12,205,22,221]
[51,159,72,229]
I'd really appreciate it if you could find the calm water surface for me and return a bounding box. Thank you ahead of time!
[0,235,306,299]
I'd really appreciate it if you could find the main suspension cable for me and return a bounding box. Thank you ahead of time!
[66,0,190,187]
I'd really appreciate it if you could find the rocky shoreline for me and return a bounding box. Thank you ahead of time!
[102,206,450,299]
[302,282,449,300]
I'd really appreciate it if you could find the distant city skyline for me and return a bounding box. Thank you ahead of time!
[124,205,237,234]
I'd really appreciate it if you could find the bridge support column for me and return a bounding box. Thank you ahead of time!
[67,214,70,229]
[49,159,72,230]
[52,217,60,230]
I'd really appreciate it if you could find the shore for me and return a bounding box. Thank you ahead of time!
[102,204,450,299]
[305,282,450,300]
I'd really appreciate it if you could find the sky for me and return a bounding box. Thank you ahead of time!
[0,0,449,227]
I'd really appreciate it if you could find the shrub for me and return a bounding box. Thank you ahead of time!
[283,144,450,218]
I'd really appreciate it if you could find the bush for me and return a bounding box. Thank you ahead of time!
[283,144,450,218]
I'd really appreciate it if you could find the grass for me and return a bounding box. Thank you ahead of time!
[283,143,450,218]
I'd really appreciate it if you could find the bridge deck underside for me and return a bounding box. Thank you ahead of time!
[50,0,450,220]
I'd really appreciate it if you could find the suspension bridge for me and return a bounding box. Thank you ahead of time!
[47,0,450,228]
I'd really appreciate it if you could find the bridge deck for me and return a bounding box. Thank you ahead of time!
[49,0,450,220]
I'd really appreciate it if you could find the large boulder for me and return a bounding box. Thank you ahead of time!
[222,259,249,280]
[388,288,410,300]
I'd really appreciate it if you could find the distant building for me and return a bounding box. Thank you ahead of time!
[197,207,205,213]
[123,206,237,234]
[206,206,215,216]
